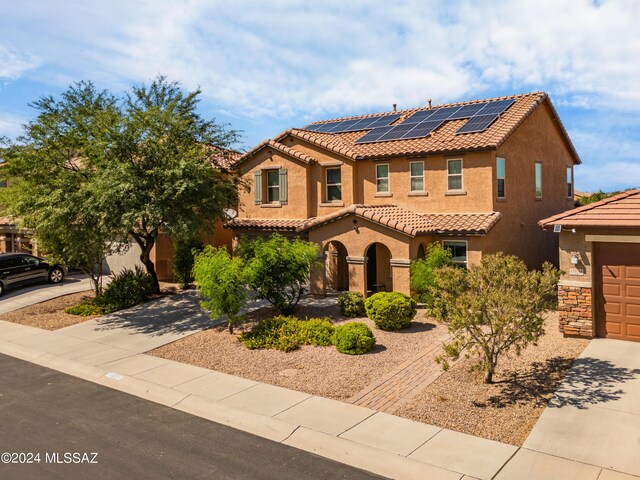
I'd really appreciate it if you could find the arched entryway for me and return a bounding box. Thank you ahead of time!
[417,243,426,260]
[366,242,392,293]
[324,241,349,292]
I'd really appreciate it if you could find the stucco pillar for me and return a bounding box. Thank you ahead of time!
[390,259,411,295]
[346,256,367,295]
[309,253,327,296]
[0,236,6,253]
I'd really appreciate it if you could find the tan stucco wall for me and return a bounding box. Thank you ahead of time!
[492,102,577,268]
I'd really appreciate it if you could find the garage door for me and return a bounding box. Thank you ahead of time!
[596,242,640,341]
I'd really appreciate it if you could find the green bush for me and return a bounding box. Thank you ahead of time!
[298,318,335,346]
[410,243,452,305]
[332,323,376,355]
[365,291,417,331]
[240,316,335,352]
[173,236,203,289]
[102,266,154,311]
[337,291,366,317]
[65,299,106,316]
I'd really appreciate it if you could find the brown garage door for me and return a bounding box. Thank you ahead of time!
[596,242,640,341]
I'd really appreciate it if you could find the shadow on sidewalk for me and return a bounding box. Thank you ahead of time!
[94,290,212,336]
[480,356,640,410]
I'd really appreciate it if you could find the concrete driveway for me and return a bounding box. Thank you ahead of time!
[0,273,92,315]
[524,339,640,477]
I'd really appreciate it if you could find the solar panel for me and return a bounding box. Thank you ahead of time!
[475,99,515,116]
[354,126,396,144]
[376,124,420,141]
[400,119,445,140]
[424,106,463,122]
[455,114,499,134]
[447,102,488,120]
[304,113,401,134]
[402,110,435,124]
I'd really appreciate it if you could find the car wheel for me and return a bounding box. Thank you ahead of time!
[0,282,4,296]
[48,267,64,284]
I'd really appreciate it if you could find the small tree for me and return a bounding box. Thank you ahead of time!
[193,246,246,333]
[431,253,560,384]
[239,234,320,315]
[410,242,452,305]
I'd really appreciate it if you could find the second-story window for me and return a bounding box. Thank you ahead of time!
[266,169,280,203]
[566,166,573,198]
[326,167,342,202]
[447,159,463,191]
[535,162,542,198]
[496,157,505,198]
[376,164,389,193]
[410,161,424,192]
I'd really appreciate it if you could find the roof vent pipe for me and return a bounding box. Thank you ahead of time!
[392,103,397,112]
[428,99,432,109]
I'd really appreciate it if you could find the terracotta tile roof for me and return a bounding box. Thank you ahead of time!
[233,140,317,166]
[539,190,640,228]
[225,218,308,231]
[0,217,16,226]
[235,92,580,165]
[298,204,501,236]
[206,145,242,170]
[424,212,502,234]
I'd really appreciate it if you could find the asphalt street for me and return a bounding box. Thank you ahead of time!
[0,353,383,479]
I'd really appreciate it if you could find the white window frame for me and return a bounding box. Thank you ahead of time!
[409,161,425,192]
[443,240,468,267]
[376,163,390,193]
[566,166,573,199]
[496,157,506,199]
[325,167,342,202]
[447,158,463,192]
[535,162,542,199]
[265,169,280,204]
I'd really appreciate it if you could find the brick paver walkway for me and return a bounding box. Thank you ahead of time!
[347,334,451,413]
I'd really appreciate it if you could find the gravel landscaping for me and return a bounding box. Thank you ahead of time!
[394,312,589,446]
[0,291,98,330]
[150,302,449,401]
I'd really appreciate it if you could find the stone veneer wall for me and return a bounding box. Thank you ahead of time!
[557,285,593,338]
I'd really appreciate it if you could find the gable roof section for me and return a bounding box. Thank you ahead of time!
[234,92,580,166]
[234,139,317,168]
[226,218,308,232]
[539,190,640,228]
[302,204,501,236]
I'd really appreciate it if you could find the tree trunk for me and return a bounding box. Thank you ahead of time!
[228,321,233,334]
[484,365,495,384]
[131,233,160,294]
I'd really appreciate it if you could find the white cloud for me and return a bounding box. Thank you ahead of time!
[0,112,26,138]
[0,46,38,79]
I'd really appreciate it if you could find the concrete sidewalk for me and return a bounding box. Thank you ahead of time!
[0,273,92,314]
[1,305,639,479]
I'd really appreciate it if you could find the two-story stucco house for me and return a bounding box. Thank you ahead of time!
[227,92,581,296]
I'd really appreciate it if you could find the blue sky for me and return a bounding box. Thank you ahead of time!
[1,0,639,192]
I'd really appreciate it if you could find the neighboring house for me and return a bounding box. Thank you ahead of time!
[227,92,580,296]
[0,216,37,254]
[539,189,640,342]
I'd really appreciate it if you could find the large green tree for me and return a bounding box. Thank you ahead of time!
[1,77,240,293]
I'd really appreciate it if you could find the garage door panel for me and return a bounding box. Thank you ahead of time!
[596,242,640,342]
[603,284,621,296]
[625,266,640,279]
[627,285,640,298]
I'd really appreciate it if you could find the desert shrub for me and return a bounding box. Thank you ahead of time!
[332,323,376,355]
[238,234,320,315]
[173,236,203,289]
[410,243,452,305]
[337,291,366,317]
[365,291,417,331]
[432,253,560,383]
[101,266,154,311]
[193,246,246,333]
[240,316,334,352]
[298,318,335,346]
[65,299,107,316]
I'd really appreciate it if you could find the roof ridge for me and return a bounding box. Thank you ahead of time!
[539,189,640,226]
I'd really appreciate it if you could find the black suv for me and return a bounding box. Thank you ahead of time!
[0,253,66,296]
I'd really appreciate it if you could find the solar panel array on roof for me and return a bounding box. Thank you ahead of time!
[355,98,515,144]
[304,113,401,134]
